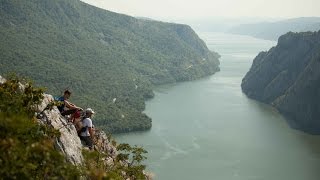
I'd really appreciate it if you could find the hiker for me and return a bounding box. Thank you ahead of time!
[56,90,82,116]
[79,108,95,150]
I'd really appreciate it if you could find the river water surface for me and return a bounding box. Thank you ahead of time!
[115,32,320,180]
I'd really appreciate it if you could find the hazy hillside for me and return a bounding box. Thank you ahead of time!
[242,31,320,134]
[0,0,220,133]
[228,17,320,40]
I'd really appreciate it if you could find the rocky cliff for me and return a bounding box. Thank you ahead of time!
[0,75,151,179]
[36,94,151,179]
[241,31,320,134]
[36,94,84,165]
[0,75,115,165]
[36,94,122,164]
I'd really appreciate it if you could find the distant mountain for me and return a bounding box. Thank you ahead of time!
[228,17,320,40]
[0,0,220,133]
[160,17,277,33]
[241,31,320,134]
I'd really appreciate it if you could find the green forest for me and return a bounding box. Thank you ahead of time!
[0,0,220,133]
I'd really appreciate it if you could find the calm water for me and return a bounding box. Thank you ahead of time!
[115,32,320,180]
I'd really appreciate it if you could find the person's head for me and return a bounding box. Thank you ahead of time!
[85,108,95,118]
[63,90,71,100]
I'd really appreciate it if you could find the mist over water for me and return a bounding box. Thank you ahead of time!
[115,32,320,180]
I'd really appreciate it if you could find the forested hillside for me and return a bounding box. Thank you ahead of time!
[0,0,220,133]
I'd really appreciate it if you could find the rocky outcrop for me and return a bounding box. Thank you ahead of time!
[1,75,151,178]
[36,95,84,165]
[0,75,117,165]
[241,31,320,134]
[35,94,117,165]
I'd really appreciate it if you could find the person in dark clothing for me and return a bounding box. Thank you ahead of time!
[56,90,82,116]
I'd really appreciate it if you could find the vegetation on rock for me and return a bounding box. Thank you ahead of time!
[0,75,80,179]
[0,75,150,179]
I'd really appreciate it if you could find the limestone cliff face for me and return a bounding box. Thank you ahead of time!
[36,94,84,165]
[35,94,117,165]
[35,95,151,178]
[0,75,86,165]
[241,31,320,134]
[0,76,150,178]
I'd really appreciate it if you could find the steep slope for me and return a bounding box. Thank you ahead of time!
[228,17,320,40]
[241,31,320,134]
[0,0,220,133]
[0,76,151,179]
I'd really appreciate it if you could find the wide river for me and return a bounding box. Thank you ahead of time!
[115,32,320,180]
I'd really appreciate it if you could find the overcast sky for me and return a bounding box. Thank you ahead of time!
[81,0,320,20]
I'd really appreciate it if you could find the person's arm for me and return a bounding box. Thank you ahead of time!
[88,119,94,138]
[64,100,80,109]
[88,127,93,138]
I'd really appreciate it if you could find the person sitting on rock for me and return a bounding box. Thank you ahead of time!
[79,108,95,150]
[55,90,82,116]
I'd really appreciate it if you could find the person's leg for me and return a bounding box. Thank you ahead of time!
[80,136,93,149]
[86,137,93,150]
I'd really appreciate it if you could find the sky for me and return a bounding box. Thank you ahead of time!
[81,0,320,20]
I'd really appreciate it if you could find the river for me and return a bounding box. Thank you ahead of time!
[115,32,320,180]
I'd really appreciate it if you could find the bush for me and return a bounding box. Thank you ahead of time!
[82,141,148,179]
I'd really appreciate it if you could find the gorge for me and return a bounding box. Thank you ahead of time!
[116,32,320,180]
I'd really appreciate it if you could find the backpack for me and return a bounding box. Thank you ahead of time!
[80,126,87,133]
[54,96,64,109]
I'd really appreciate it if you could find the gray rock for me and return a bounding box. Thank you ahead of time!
[1,78,135,174]
[37,94,120,166]
[35,94,54,113]
[43,107,84,165]
[241,30,320,134]
[0,75,25,92]
[38,94,84,165]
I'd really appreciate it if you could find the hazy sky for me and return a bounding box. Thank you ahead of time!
[81,0,320,19]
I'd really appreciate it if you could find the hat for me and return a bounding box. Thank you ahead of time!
[85,108,95,114]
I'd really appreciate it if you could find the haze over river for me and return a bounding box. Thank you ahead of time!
[115,32,320,180]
